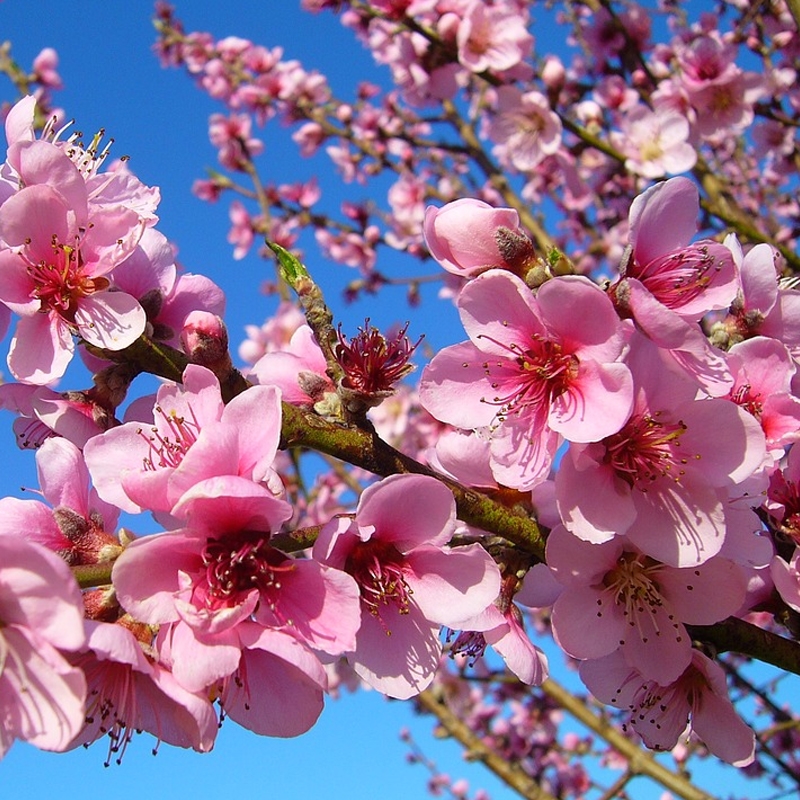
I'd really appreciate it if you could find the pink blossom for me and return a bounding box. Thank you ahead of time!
[107,227,226,351]
[766,445,800,545]
[227,200,256,260]
[547,524,746,684]
[313,473,501,699]
[722,236,800,356]
[725,336,800,460]
[32,48,62,90]
[238,300,306,366]
[420,271,633,490]
[487,87,562,172]
[456,1,533,73]
[580,649,755,766]
[68,620,217,762]
[0,535,87,759]
[622,177,738,320]
[0,382,104,450]
[610,177,738,394]
[112,486,360,703]
[84,365,289,524]
[204,622,328,736]
[208,112,264,171]
[251,324,336,410]
[771,547,800,613]
[449,584,549,686]
[555,332,766,566]
[0,142,147,382]
[612,104,696,178]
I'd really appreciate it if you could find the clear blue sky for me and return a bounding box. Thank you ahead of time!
[0,2,789,799]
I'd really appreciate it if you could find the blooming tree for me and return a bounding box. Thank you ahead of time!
[3,2,800,799]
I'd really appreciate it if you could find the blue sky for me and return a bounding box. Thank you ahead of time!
[0,2,791,798]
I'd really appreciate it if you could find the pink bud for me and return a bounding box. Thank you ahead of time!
[423,198,521,277]
[181,310,231,372]
[541,55,566,89]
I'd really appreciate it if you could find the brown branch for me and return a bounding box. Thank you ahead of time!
[688,616,800,677]
[542,678,715,800]
[416,688,559,800]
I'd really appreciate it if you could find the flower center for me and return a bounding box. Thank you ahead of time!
[335,319,421,396]
[477,333,578,424]
[604,552,663,619]
[728,382,763,419]
[200,533,294,610]
[345,538,412,633]
[629,243,724,309]
[27,238,108,322]
[603,413,691,487]
[137,405,201,471]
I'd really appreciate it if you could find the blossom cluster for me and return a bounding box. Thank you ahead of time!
[2,2,800,796]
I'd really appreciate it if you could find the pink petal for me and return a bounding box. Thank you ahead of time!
[407,543,501,627]
[549,360,633,442]
[0,626,87,755]
[74,290,146,350]
[351,604,441,699]
[551,585,625,660]
[356,473,456,551]
[112,530,202,624]
[7,313,74,384]
[629,177,698,265]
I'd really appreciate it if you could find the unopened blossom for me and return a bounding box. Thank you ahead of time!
[423,198,532,278]
[421,270,633,490]
[68,620,217,763]
[487,87,562,172]
[313,473,501,699]
[547,525,746,684]
[0,535,87,759]
[580,649,755,766]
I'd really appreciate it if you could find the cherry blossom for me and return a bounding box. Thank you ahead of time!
[0,437,120,565]
[313,473,501,699]
[421,270,633,490]
[555,332,766,566]
[580,649,755,766]
[547,524,746,684]
[68,620,217,763]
